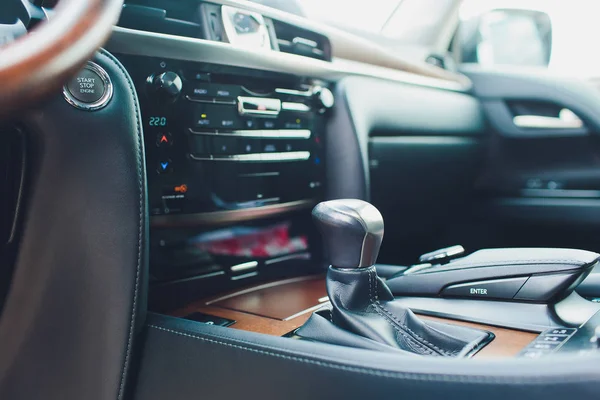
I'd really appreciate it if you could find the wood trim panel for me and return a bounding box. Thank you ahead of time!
[418,315,538,358]
[208,276,326,320]
[171,275,537,357]
[176,305,313,336]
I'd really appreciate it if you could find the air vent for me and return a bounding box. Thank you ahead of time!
[272,20,331,62]
[118,1,203,39]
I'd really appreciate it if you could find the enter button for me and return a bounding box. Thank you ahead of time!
[441,277,529,300]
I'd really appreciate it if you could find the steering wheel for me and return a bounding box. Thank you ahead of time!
[0,0,123,116]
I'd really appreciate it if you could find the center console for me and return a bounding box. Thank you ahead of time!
[118,55,330,220]
[116,54,333,310]
[114,47,600,361]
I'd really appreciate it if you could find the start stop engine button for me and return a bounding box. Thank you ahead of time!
[63,61,112,111]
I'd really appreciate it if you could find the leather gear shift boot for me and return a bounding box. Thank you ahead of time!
[297,266,492,357]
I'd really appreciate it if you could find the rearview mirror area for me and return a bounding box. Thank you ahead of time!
[458,7,552,68]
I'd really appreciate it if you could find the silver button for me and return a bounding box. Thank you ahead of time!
[62,61,113,111]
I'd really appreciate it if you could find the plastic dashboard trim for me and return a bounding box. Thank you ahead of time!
[106,27,469,92]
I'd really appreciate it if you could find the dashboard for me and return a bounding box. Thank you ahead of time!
[93,0,484,311]
[3,3,600,399]
[110,1,344,309]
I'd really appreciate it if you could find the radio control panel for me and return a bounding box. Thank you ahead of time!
[116,55,331,226]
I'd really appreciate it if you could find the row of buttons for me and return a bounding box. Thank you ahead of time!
[520,328,577,358]
[187,83,240,99]
[189,151,311,163]
[193,105,311,130]
[189,133,312,156]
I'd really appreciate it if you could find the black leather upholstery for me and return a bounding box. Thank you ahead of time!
[0,50,148,400]
[133,313,600,400]
[387,248,600,299]
[1,44,599,400]
[297,266,489,356]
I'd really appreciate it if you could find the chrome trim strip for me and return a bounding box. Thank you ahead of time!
[207,275,323,304]
[283,303,330,321]
[230,261,259,272]
[239,171,280,178]
[419,245,465,264]
[292,37,318,48]
[282,102,311,112]
[189,128,311,139]
[513,109,584,130]
[150,199,315,227]
[259,151,310,161]
[189,151,310,162]
[238,96,281,117]
[275,88,312,97]
[261,129,311,138]
[62,61,113,111]
[231,271,259,281]
[107,27,469,92]
[185,95,237,105]
[265,252,312,265]
[521,189,600,199]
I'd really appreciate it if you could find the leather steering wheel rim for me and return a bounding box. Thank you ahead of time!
[0,0,123,115]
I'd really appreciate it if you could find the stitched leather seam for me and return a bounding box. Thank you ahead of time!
[370,268,457,356]
[147,324,598,384]
[369,269,436,355]
[367,268,435,355]
[374,302,455,356]
[99,49,144,400]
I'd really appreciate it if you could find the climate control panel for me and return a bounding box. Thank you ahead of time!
[115,55,331,226]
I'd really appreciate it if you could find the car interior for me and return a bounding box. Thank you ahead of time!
[2,0,600,399]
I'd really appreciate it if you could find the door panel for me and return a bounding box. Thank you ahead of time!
[457,65,600,261]
[365,66,600,269]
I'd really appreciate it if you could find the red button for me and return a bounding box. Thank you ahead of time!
[156,132,173,147]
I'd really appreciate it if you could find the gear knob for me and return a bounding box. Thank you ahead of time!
[312,199,384,268]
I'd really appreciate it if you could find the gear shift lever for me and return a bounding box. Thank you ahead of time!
[298,199,491,357]
[312,199,384,268]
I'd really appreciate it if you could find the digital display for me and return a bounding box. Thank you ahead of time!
[149,116,167,126]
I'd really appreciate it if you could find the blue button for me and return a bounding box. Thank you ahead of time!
[157,160,173,174]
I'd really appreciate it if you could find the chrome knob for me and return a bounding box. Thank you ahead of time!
[313,86,334,111]
[312,199,384,269]
[149,71,183,101]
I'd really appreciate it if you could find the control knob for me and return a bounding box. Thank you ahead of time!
[312,199,384,268]
[148,71,183,101]
[313,86,334,112]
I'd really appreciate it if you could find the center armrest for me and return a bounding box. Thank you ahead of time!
[386,248,599,303]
